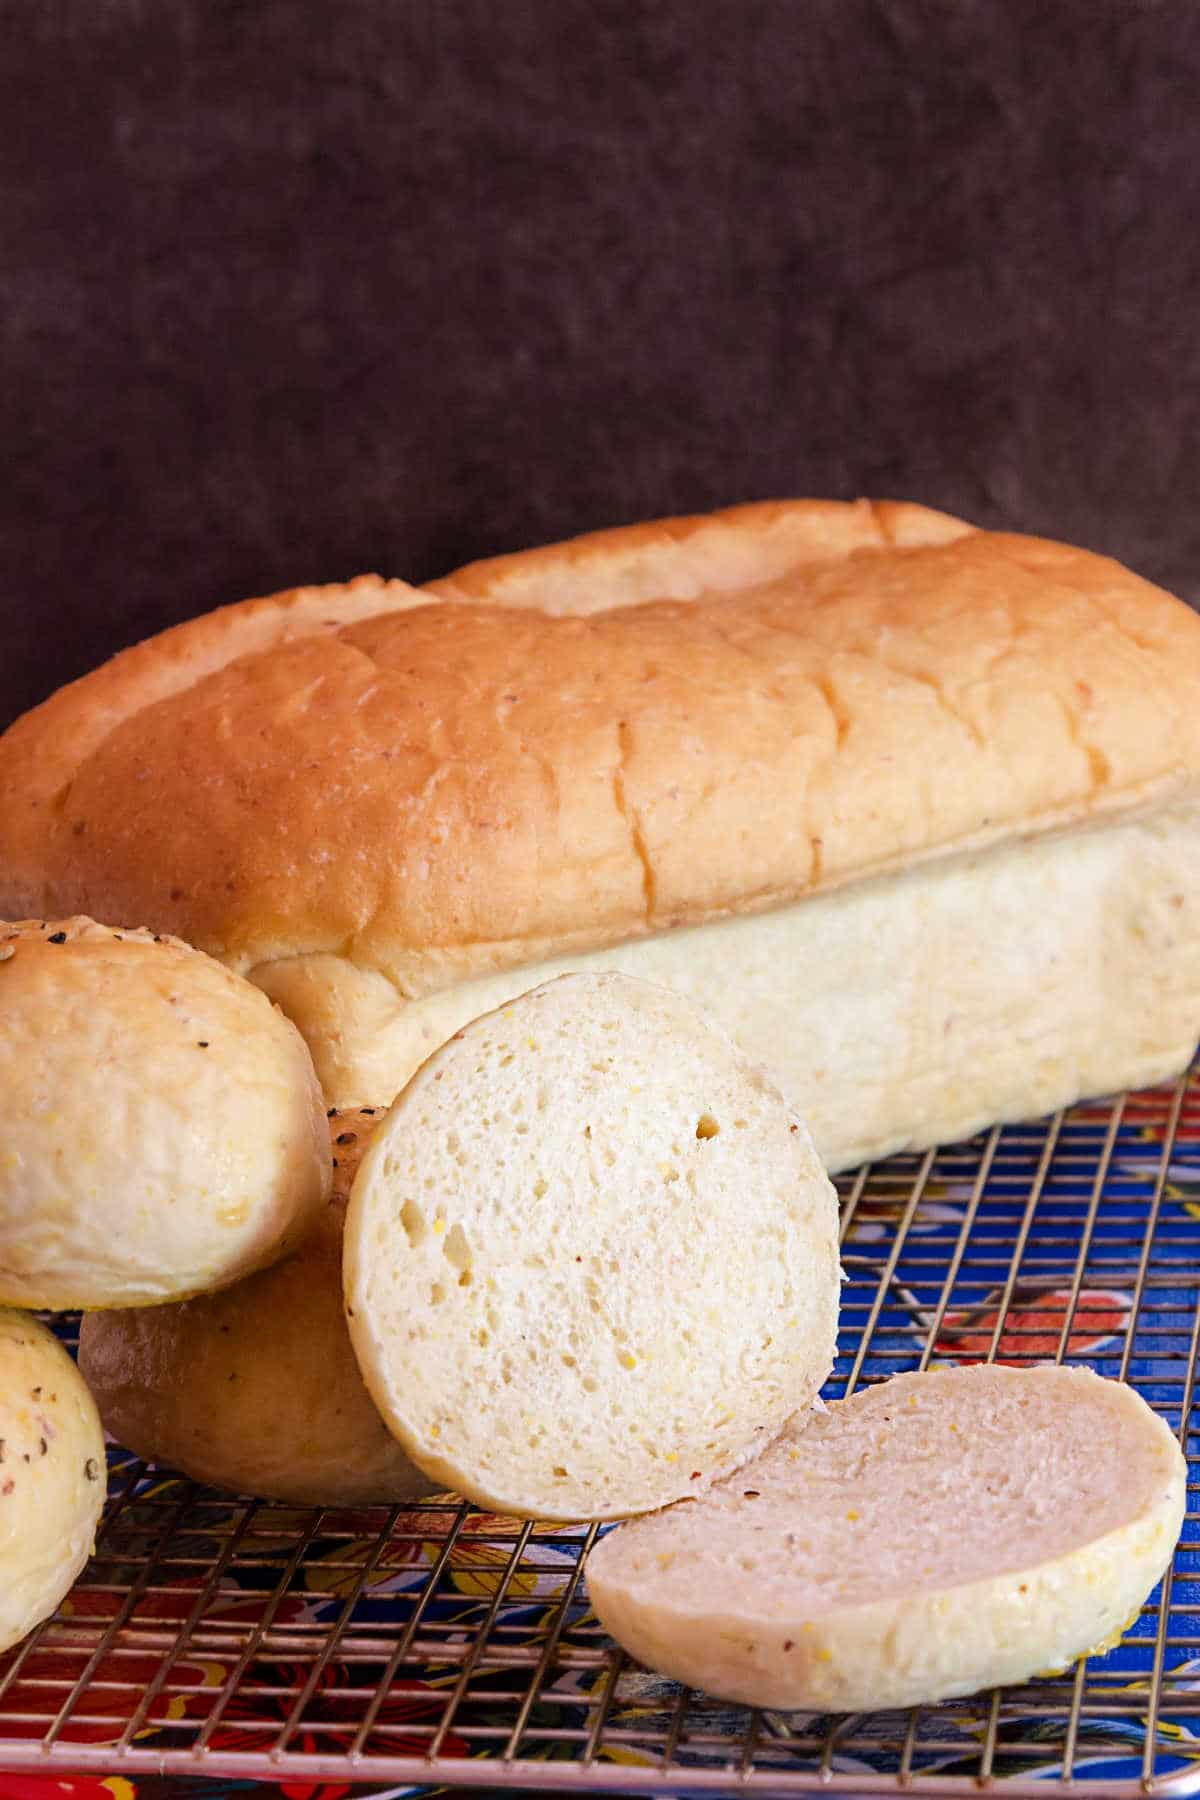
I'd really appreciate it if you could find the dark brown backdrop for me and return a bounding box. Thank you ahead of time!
[4,0,1199,729]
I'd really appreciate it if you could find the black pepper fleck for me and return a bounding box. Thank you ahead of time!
[38,1438,46,1456]
[336,1131,356,1146]
[30,1387,40,1399]
[84,1458,100,1481]
[743,1490,760,1499]
[362,1107,377,1115]
[47,932,66,944]
[783,1639,795,1651]
[326,1108,337,1118]
[197,1041,209,1049]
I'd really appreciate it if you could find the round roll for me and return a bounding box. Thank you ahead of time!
[0,917,330,1309]
[344,971,841,1521]
[78,1108,441,1506]
[0,1309,106,1652]
[586,1364,1186,1711]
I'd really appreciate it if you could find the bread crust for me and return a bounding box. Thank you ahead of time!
[77,1108,441,1506]
[4,500,1198,1008]
[0,916,331,1307]
[0,1310,106,1654]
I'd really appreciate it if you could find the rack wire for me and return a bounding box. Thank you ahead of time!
[3,1067,1200,1795]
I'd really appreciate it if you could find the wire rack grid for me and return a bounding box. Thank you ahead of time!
[2,1068,1200,1797]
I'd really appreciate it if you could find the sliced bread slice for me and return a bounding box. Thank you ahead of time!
[343,972,841,1520]
[586,1364,1185,1711]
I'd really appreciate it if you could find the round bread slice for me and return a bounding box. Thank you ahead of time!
[0,1309,107,1652]
[343,971,841,1521]
[0,917,330,1309]
[78,1109,440,1507]
[586,1364,1186,1712]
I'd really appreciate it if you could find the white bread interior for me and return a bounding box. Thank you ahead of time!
[343,971,841,1521]
[586,1365,1186,1712]
[0,1310,106,1654]
[78,1108,440,1506]
[0,918,331,1309]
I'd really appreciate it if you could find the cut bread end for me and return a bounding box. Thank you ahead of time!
[343,971,841,1520]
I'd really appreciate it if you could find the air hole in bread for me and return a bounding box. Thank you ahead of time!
[443,1221,471,1271]
[696,1114,720,1140]
[400,1199,426,1246]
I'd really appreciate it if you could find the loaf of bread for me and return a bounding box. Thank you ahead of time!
[344,972,841,1520]
[0,1309,107,1653]
[3,501,1200,1166]
[78,1108,440,1505]
[586,1365,1185,1711]
[0,917,330,1308]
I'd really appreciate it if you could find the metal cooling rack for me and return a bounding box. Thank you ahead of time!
[4,1068,1200,1796]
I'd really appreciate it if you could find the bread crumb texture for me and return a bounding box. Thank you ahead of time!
[343,971,841,1521]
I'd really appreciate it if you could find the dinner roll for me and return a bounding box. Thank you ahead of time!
[78,1108,440,1506]
[0,917,330,1308]
[586,1365,1186,1712]
[344,971,841,1521]
[0,1309,106,1653]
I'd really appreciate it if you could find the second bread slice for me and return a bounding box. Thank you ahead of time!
[343,972,841,1520]
[586,1364,1186,1710]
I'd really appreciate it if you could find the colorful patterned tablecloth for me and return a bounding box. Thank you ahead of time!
[1,1075,1198,1799]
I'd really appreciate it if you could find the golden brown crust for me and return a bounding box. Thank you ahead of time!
[0,574,421,894]
[423,497,974,610]
[2,503,1200,1010]
[76,1105,441,1507]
